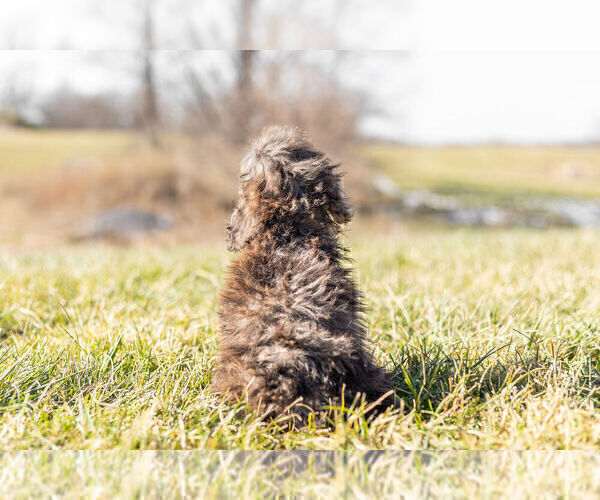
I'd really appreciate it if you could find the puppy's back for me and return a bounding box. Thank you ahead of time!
[212,126,396,422]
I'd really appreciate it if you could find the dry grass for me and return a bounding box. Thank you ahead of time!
[0,129,137,173]
[365,144,600,199]
[0,129,375,247]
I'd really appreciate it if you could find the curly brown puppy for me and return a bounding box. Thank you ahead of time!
[211,126,396,424]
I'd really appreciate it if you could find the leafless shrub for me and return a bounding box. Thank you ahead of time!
[183,54,363,149]
[41,87,137,129]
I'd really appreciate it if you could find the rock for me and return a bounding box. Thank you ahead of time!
[371,172,600,228]
[446,206,510,227]
[74,207,173,240]
[372,174,402,198]
[543,199,600,227]
[402,190,459,213]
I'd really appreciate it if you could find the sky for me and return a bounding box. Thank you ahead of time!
[1,0,600,144]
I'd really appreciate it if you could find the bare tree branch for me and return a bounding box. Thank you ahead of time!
[140,0,161,146]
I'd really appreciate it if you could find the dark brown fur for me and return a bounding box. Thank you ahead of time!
[211,126,396,424]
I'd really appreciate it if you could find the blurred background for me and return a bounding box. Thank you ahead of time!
[2,0,600,247]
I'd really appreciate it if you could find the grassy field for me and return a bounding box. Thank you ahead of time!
[2,229,600,452]
[2,130,600,494]
[365,144,600,199]
[0,129,138,173]
[3,129,600,197]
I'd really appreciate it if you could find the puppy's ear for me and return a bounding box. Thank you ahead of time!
[325,169,352,225]
[226,204,259,252]
[240,149,285,196]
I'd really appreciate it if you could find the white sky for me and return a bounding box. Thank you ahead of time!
[1,1,600,143]
[406,51,600,144]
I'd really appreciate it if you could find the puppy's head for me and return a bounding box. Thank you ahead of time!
[226,126,351,252]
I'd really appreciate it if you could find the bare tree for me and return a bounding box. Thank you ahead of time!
[183,64,222,131]
[181,0,260,141]
[140,0,161,146]
[84,0,163,144]
[178,1,368,145]
[0,70,33,121]
[0,37,35,125]
[178,0,406,147]
[41,87,135,129]
[232,0,258,143]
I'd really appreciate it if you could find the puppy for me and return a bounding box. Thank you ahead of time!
[211,126,396,424]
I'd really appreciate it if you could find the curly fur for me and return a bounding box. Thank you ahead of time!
[211,125,396,424]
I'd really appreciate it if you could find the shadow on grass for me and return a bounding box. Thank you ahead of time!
[3,327,600,436]
[389,338,600,418]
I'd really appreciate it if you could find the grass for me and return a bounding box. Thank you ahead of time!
[4,128,600,199]
[2,130,600,493]
[364,144,600,200]
[0,129,138,173]
[3,450,600,498]
[1,229,600,452]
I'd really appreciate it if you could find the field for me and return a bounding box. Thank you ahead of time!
[0,129,137,173]
[365,144,600,200]
[2,229,600,452]
[3,130,600,495]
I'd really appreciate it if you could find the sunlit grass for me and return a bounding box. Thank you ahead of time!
[0,129,139,173]
[1,229,600,450]
[365,144,600,199]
